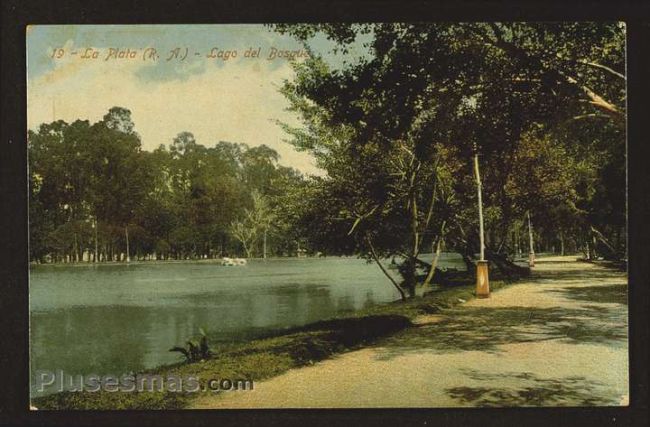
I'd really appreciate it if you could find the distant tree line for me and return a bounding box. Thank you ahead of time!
[28,107,306,263]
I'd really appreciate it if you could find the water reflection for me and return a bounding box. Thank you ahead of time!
[30,255,466,396]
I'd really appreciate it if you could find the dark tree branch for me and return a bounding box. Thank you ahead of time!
[366,235,407,300]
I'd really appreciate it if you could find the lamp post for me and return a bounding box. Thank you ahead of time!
[473,146,489,298]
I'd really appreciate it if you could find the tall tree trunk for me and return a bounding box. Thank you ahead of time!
[590,226,620,259]
[72,233,78,262]
[527,211,535,265]
[399,258,418,298]
[422,221,446,288]
[263,229,267,261]
[93,217,99,263]
[125,226,130,263]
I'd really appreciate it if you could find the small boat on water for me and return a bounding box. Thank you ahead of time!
[221,257,247,266]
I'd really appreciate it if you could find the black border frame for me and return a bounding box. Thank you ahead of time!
[1,1,648,426]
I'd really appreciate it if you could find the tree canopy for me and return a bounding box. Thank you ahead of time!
[273,22,626,298]
[28,109,305,263]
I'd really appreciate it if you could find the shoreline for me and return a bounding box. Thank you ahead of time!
[29,251,583,268]
[32,271,517,410]
[192,257,627,408]
[28,255,373,268]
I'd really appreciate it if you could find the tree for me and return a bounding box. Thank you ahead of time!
[104,106,137,135]
[230,191,274,258]
[273,22,626,298]
[170,131,198,159]
[28,109,309,263]
[87,109,152,261]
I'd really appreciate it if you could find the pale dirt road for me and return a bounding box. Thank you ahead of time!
[192,256,628,408]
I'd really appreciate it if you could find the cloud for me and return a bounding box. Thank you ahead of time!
[28,44,322,175]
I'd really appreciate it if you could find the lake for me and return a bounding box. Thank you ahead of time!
[29,254,467,396]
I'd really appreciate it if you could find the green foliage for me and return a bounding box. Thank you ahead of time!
[28,108,307,262]
[275,22,626,274]
[170,328,212,363]
[29,23,626,270]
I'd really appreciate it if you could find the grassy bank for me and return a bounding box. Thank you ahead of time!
[33,277,513,410]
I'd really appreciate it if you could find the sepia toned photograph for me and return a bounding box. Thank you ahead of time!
[26,22,628,410]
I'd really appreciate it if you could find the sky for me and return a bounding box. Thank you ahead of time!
[27,24,371,175]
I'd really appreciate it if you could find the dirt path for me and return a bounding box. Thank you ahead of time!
[191,256,628,408]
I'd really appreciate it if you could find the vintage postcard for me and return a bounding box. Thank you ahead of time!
[27,23,628,409]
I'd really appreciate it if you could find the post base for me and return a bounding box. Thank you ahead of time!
[528,252,535,268]
[475,260,490,298]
